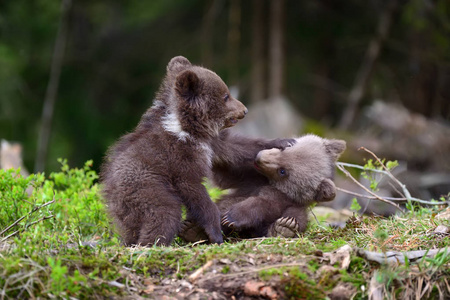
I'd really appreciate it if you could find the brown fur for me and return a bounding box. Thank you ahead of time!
[100,56,247,246]
[178,134,346,241]
[177,130,296,241]
[211,129,296,189]
[219,134,346,238]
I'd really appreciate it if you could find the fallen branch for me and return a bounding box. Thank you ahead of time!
[188,260,213,282]
[0,215,54,243]
[0,199,55,238]
[356,248,449,265]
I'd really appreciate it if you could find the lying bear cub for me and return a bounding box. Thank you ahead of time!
[180,134,346,241]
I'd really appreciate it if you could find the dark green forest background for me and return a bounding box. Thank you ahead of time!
[1,0,449,173]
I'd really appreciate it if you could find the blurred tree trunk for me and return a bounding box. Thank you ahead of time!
[435,67,450,119]
[406,29,442,118]
[338,0,397,130]
[227,0,241,89]
[313,63,332,120]
[250,0,265,104]
[268,0,285,101]
[313,2,336,121]
[201,0,223,67]
[35,0,72,173]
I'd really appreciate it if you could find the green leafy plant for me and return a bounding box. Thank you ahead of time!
[350,198,362,212]
[1,159,110,245]
[48,257,69,295]
[361,159,398,192]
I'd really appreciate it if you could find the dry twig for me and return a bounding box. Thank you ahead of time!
[335,148,450,209]
[188,260,213,282]
[360,146,413,205]
[335,162,404,212]
[0,199,55,241]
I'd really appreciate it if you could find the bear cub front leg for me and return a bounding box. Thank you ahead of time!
[221,196,286,234]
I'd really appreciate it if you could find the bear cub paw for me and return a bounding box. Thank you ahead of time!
[178,220,208,243]
[268,217,300,238]
[221,208,250,230]
[269,138,297,150]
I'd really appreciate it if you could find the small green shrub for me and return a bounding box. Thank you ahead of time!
[1,159,111,245]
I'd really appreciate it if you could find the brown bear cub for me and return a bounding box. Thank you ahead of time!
[219,134,346,238]
[100,56,248,246]
[180,134,345,241]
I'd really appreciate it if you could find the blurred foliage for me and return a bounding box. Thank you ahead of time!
[0,159,107,242]
[0,0,449,172]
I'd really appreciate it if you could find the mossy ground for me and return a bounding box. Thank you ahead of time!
[0,161,449,299]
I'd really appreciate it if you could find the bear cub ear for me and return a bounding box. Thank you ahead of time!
[175,70,201,101]
[167,56,192,73]
[315,178,336,202]
[325,139,346,159]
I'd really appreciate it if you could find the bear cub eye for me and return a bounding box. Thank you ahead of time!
[223,94,229,101]
[278,168,287,177]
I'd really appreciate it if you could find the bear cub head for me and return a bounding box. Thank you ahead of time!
[254,134,346,205]
[162,56,248,139]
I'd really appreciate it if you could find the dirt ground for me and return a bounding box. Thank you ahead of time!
[124,250,357,300]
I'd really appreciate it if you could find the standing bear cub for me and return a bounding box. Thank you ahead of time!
[100,56,248,246]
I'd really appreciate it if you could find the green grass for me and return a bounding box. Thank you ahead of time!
[0,160,449,299]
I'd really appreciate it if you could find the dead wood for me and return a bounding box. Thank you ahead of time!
[357,248,449,265]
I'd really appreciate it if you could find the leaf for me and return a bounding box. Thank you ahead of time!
[350,198,361,212]
[385,160,398,171]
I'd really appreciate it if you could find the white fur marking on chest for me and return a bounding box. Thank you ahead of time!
[162,111,191,141]
[198,142,213,168]
[151,100,165,109]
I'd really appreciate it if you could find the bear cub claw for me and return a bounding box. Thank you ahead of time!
[221,214,235,228]
[268,217,300,238]
[221,208,250,230]
[270,138,296,151]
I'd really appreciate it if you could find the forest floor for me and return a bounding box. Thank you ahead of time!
[101,208,450,300]
[0,163,449,299]
[2,208,449,300]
